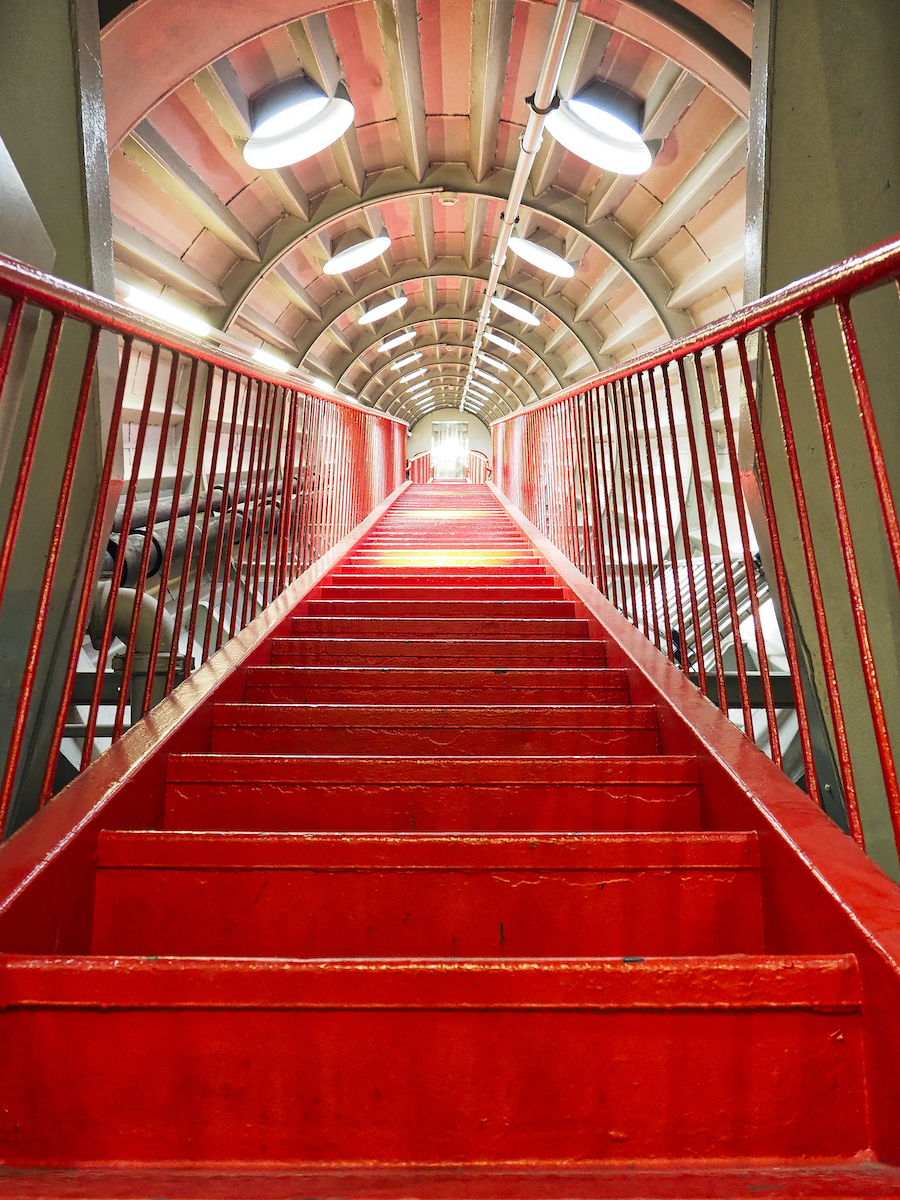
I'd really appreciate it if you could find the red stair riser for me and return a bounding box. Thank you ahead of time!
[0,958,866,1166]
[316,587,565,600]
[267,639,606,665]
[283,618,590,639]
[164,784,700,834]
[209,723,657,756]
[92,831,763,957]
[302,600,577,617]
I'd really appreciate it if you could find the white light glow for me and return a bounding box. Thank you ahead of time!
[392,351,423,370]
[400,367,428,383]
[324,234,391,274]
[244,79,355,170]
[359,295,408,325]
[125,287,210,337]
[378,330,416,352]
[477,352,509,372]
[252,347,292,372]
[508,235,575,278]
[469,380,493,394]
[546,82,651,175]
[473,367,502,385]
[483,330,521,354]
[490,295,540,326]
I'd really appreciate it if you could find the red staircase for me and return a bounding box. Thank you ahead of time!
[2,482,900,1196]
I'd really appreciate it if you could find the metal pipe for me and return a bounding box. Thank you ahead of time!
[460,0,582,410]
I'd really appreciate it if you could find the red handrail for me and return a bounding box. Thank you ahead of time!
[493,231,900,873]
[0,253,407,836]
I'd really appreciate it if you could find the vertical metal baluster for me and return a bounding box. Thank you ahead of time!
[262,387,289,609]
[713,343,781,759]
[140,357,200,714]
[663,363,705,688]
[0,314,64,613]
[583,387,610,596]
[635,372,670,655]
[694,349,753,734]
[81,343,161,767]
[678,355,727,708]
[801,313,896,843]
[202,372,243,662]
[764,325,860,831]
[737,334,822,810]
[647,368,689,675]
[602,384,628,614]
[623,374,659,646]
[40,335,133,803]
[609,379,640,625]
[0,326,99,825]
[167,365,216,694]
[221,376,264,645]
[112,350,182,740]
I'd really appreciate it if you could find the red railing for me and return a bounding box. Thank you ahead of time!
[493,234,900,875]
[467,450,491,484]
[408,451,432,483]
[0,253,406,838]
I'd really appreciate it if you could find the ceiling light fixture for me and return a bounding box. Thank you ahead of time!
[490,295,540,326]
[508,234,575,278]
[124,286,210,338]
[243,76,355,169]
[477,352,509,372]
[399,367,428,383]
[378,330,416,352]
[473,367,502,385]
[469,380,494,395]
[545,79,652,175]
[392,351,423,370]
[359,295,408,325]
[324,227,391,274]
[483,330,521,354]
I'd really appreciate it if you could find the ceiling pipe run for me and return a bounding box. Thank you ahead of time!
[459,0,581,412]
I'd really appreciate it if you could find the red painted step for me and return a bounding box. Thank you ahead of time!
[0,956,866,1166]
[92,831,763,958]
[242,665,632,705]
[268,637,606,665]
[317,585,566,600]
[286,617,590,639]
[208,702,659,755]
[164,754,701,832]
[303,598,577,617]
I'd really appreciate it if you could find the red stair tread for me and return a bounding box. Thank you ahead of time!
[267,638,607,665]
[209,703,659,755]
[303,599,577,616]
[284,618,590,639]
[0,957,866,1166]
[92,831,763,957]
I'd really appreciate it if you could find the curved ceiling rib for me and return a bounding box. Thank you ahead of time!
[103,0,751,431]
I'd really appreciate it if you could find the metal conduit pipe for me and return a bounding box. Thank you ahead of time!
[103,482,287,584]
[112,484,198,535]
[460,0,581,411]
[88,583,175,656]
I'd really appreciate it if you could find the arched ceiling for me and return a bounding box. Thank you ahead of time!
[101,0,752,430]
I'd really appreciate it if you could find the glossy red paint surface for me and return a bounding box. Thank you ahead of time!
[1,482,900,1193]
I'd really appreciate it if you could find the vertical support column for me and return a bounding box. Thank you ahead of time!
[745,0,900,874]
[0,0,118,832]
